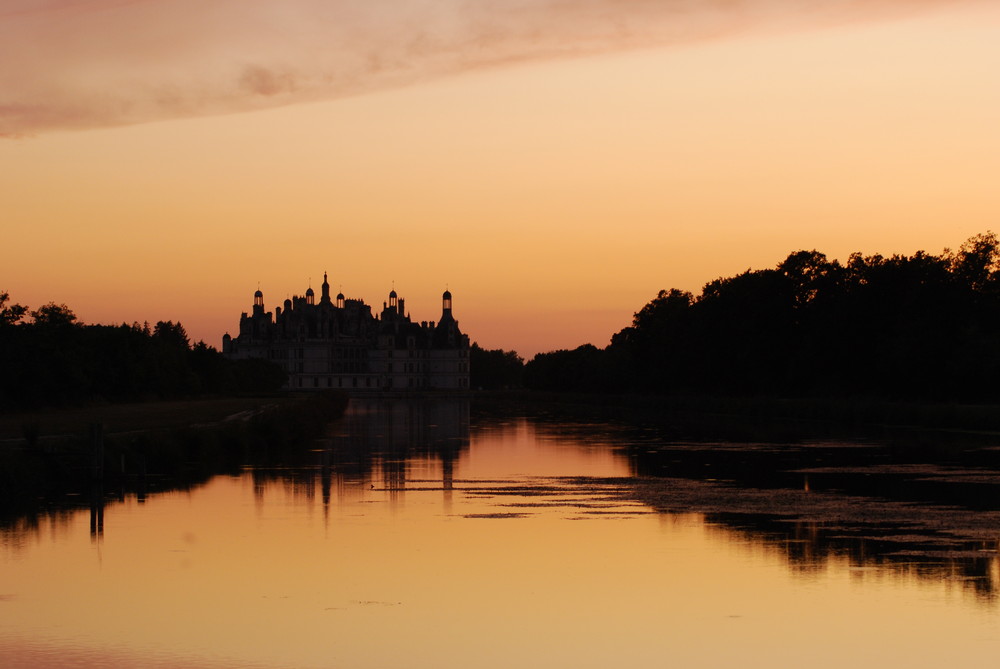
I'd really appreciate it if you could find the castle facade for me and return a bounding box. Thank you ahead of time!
[222,274,470,393]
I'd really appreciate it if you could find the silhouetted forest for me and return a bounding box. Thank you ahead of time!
[525,232,1000,400]
[469,342,524,390]
[0,296,286,409]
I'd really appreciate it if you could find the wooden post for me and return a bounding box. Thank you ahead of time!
[89,484,104,540]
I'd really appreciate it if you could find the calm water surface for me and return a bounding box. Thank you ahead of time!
[3,399,1000,667]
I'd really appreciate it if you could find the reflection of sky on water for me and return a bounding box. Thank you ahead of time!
[3,399,1000,667]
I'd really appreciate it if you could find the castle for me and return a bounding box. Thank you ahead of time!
[222,274,470,393]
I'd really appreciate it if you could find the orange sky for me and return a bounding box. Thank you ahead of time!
[2,0,999,357]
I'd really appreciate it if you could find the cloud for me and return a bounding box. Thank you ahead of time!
[0,0,977,136]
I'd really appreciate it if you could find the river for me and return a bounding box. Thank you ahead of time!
[2,398,999,667]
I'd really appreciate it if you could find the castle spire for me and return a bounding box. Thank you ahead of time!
[253,284,264,314]
[321,271,332,303]
[442,288,453,316]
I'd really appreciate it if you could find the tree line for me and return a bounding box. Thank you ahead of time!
[523,232,1000,401]
[0,297,285,409]
[11,231,998,404]
[469,342,524,390]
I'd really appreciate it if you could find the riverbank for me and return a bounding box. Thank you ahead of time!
[0,396,296,443]
[472,390,1000,442]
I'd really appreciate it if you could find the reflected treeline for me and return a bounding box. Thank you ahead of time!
[1,397,467,550]
[0,480,151,552]
[471,396,1000,601]
[700,514,1000,602]
[596,421,1000,602]
[0,392,349,544]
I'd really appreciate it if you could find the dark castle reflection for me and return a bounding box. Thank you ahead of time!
[248,398,470,516]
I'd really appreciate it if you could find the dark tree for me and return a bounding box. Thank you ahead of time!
[524,344,632,393]
[30,302,77,327]
[0,292,27,327]
[469,343,524,390]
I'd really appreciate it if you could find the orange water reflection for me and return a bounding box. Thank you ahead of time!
[2,401,1000,668]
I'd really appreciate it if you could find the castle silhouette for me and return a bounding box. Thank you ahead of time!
[223,274,469,393]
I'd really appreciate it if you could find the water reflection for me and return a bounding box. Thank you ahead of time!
[6,398,1000,668]
[5,398,1000,604]
[527,419,1000,601]
[246,399,470,518]
[239,400,1000,603]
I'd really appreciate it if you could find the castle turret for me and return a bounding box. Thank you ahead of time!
[321,272,331,304]
[253,289,264,316]
[432,288,461,348]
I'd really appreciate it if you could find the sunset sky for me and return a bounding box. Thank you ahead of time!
[3,0,998,357]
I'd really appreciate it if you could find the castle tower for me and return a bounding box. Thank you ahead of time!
[442,289,453,315]
[306,284,315,306]
[253,289,264,316]
[321,272,331,304]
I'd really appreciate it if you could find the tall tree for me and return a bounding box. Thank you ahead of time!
[0,292,27,327]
